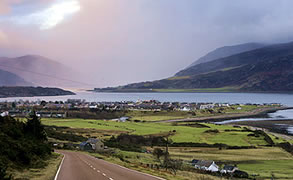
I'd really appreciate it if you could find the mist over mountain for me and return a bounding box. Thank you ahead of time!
[0,55,82,87]
[0,69,32,86]
[184,43,265,69]
[98,41,293,92]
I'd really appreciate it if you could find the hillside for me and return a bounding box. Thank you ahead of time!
[186,42,265,68]
[0,69,32,86]
[0,55,80,87]
[0,115,52,179]
[96,41,293,92]
[0,87,75,98]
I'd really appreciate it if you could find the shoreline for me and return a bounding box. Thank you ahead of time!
[154,106,293,123]
[91,89,293,94]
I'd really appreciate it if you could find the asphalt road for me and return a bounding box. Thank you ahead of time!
[55,150,164,180]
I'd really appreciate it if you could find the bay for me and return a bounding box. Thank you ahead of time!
[0,91,293,106]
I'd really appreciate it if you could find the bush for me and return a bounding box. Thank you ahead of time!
[0,159,10,180]
[233,170,249,178]
[0,116,52,176]
[204,129,220,133]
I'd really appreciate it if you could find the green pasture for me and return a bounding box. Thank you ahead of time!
[42,118,273,146]
[168,147,293,179]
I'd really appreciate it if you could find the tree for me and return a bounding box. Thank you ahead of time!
[153,148,164,163]
[40,100,47,106]
[25,112,47,141]
[11,102,16,109]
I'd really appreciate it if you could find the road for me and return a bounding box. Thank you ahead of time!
[55,150,164,180]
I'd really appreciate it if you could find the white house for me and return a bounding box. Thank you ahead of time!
[180,106,191,111]
[0,111,9,117]
[194,160,219,172]
[119,117,129,122]
[200,104,215,110]
[220,165,238,174]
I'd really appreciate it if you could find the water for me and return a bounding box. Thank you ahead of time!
[0,91,293,106]
[217,109,293,135]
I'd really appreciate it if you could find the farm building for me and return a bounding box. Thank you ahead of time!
[79,142,93,151]
[220,165,238,173]
[86,138,104,152]
[194,160,219,172]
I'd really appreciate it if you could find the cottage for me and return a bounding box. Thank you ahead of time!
[191,159,199,166]
[200,104,215,110]
[86,138,104,152]
[220,165,238,174]
[119,117,129,122]
[0,111,9,117]
[194,160,219,172]
[180,106,191,111]
[79,142,93,151]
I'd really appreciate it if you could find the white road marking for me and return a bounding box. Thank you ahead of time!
[102,173,106,176]
[94,158,165,180]
[54,154,65,180]
[109,178,114,180]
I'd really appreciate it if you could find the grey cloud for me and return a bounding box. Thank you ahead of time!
[1,0,293,87]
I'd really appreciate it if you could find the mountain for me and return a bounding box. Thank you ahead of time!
[97,41,293,92]
[0,55,80,87]
[185,42,265,68]
[0,69,32,86]
[0,86,75,98]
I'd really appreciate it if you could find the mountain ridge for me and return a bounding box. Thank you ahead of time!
[95,41,293,92]
[0,69,32,86]
[0,55,81,87]
[185,42,265,69]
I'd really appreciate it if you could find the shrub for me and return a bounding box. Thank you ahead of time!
[204,129,220,133]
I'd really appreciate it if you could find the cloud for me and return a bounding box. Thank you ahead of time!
[1,0,293,87]
[0,30,7,44]
[0,0,24,15]
[1,0,80,30]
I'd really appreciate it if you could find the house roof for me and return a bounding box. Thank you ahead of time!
[194,160,214,167]
[86,138,101,144]
[80,142,91,146]
[223,165,237,171]
[191,159,199,163]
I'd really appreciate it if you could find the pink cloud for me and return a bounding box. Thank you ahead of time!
[0,0,23,15]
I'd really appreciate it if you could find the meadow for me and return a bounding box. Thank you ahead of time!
[42,118,293,179]
[41,118,284,146]
[157,147,293,179]
[121,105,277,122]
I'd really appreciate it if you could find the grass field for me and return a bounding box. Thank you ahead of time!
[114,105,272,122]
[88,150,221,180]
[9,153,62,180]
[152,87,238,93]
[167,147,293,179]
[89,146,293,179]
[41,117,293,179]
[41,118,287,146]
[125,110,194,121]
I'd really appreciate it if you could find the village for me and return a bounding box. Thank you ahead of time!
[0,98,281,118]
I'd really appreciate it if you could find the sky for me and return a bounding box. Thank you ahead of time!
[1,0,293,87]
